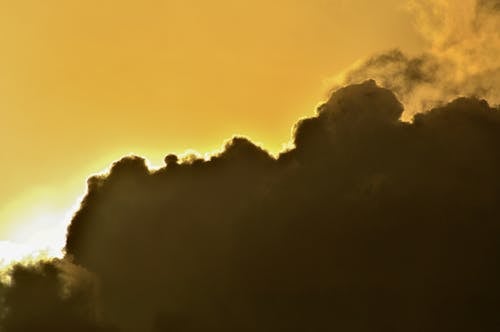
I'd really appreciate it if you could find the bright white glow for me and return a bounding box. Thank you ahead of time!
[0,190,83,269]
[0,240,61,268]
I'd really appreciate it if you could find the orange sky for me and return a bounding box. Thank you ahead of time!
[0,0,424,251]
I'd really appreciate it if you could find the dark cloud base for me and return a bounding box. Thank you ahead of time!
[2,81,500,332]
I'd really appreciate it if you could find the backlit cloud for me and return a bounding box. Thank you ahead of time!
[3,81,499,331]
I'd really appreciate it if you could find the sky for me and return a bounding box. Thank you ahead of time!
[0,1,499,331]
[0,0,426,254]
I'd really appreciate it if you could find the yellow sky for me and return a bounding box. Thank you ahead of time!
[0,0,424,253]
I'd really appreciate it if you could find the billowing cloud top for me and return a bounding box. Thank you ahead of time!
[334,0,500,118]
[2,80,499,332]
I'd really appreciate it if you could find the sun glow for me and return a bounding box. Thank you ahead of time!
[0,189,84,269]
[0,216,66,269]
[0,241,60,267]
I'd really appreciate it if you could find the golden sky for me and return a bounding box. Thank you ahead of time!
[0,0,425,254]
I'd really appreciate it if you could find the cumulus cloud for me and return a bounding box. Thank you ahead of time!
[333,0,500,119]
[2,81,494,331]
[0,3,499,330]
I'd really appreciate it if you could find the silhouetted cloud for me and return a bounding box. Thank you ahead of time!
[1,1,499,330]
[2,80,496,331]
[0,259,118,331]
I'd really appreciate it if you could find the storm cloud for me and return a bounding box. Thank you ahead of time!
[2,80,499,331]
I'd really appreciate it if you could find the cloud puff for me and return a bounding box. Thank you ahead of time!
[0,259,117,331]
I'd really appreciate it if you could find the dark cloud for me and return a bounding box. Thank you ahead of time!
[0,259,117,332]
[2,81,500,331]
